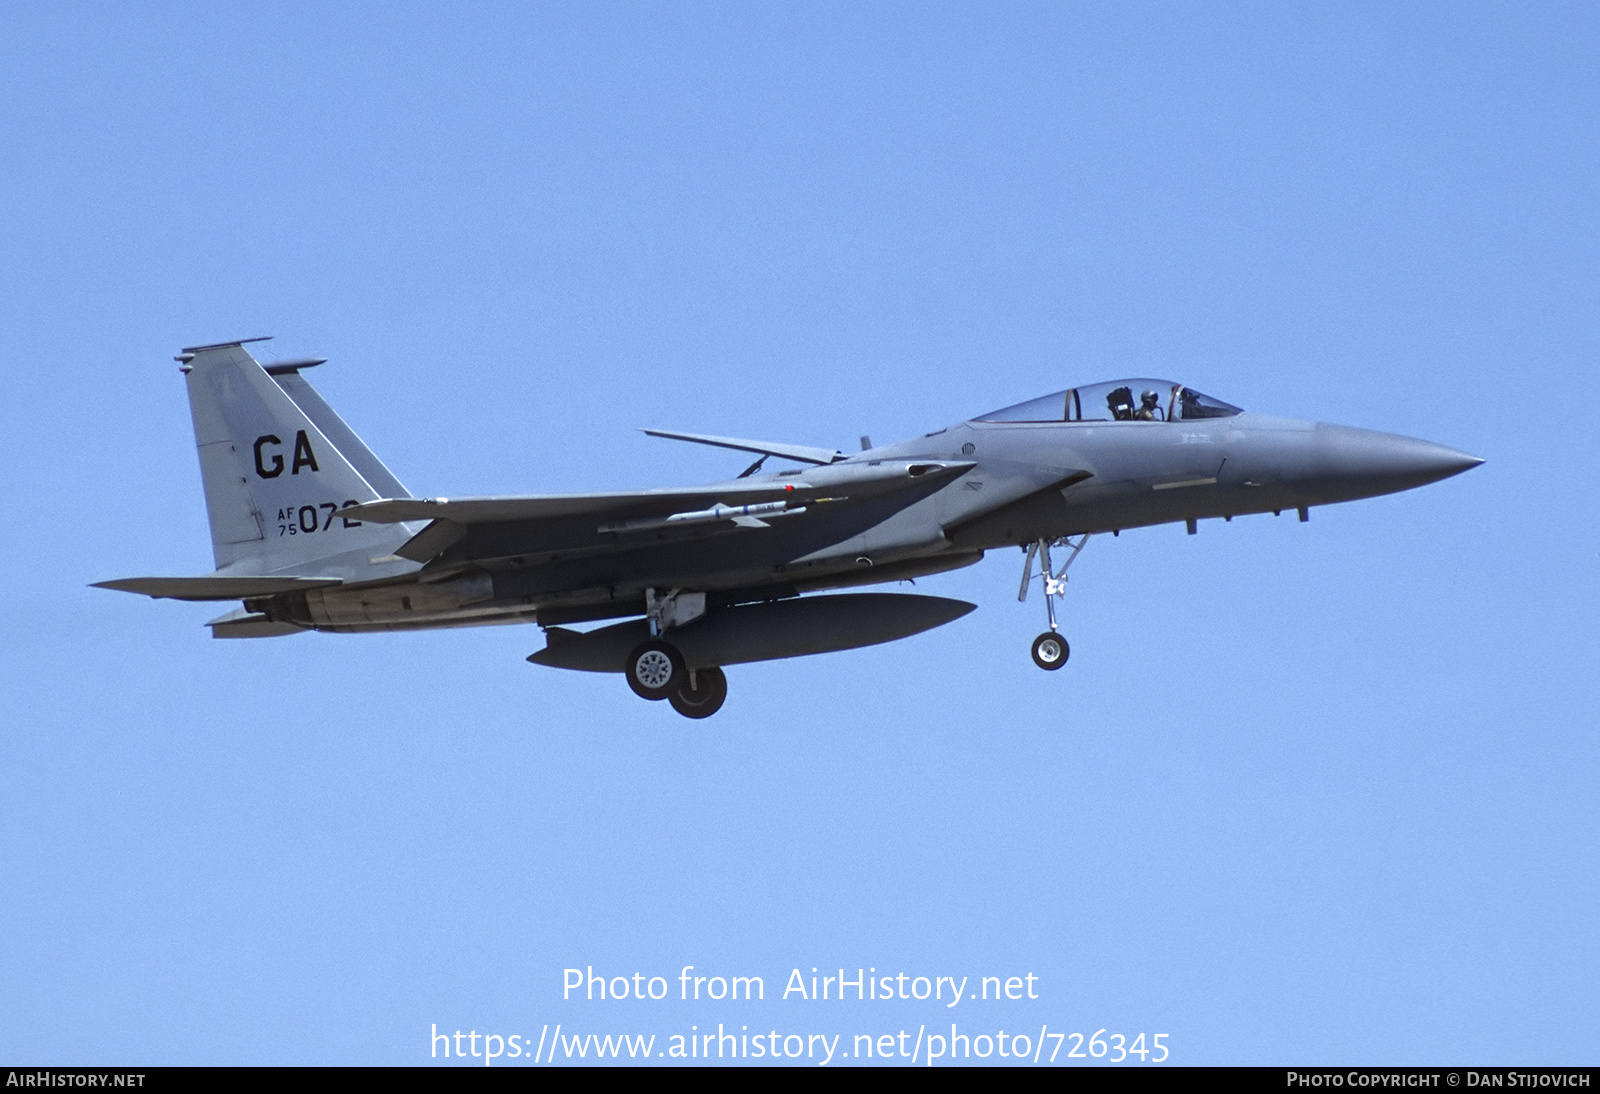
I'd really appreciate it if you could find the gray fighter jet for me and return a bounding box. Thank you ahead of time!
[98,338,1482,718]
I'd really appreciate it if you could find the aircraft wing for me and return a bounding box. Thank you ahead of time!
[639,428,844,465]
[339,460,975,565]
[342,483,823,525]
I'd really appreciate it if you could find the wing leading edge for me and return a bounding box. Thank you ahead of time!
[639,428,844,466]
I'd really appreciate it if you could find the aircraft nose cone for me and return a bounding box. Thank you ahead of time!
[1305,424,1483,502]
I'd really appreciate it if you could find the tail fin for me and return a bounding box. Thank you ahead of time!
[179,338,413,574]
[269,362,410,501]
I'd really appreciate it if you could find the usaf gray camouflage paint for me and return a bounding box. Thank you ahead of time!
[97,337,1481,718]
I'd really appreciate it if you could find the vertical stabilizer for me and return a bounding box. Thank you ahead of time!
[179,340,412,574]
[270,366,411,501]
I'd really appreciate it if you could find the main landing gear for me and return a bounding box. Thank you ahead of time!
[619,588,729,719]
[668,666,728,719]
[1018,534,1090,672]
[624,640,684,700]
[624,639,729,719]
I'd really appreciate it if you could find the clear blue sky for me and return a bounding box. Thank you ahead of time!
[2,1,1595,1066]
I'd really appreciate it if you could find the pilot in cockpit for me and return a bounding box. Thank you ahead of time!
[1106,386,1135,420]
[1134,390,1163,421]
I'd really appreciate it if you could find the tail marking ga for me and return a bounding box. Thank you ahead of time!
[253,430,321,478]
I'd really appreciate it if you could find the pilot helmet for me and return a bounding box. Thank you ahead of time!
[1140,389,1159,406]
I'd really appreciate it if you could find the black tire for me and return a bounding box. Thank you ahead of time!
[1031,631,1069,671]
[625,640,685,700]
[668,666,728,719]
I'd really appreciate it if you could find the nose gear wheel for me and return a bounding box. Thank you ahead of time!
[1031,632,1069,670]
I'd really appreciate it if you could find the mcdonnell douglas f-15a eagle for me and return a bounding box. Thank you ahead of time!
[97,337,1482,718]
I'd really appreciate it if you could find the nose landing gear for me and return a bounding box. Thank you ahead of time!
[1019,534,1090,671]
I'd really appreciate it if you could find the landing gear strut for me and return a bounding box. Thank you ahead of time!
[1019,534,1090,671]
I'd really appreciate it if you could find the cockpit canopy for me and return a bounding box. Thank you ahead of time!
[975,379,1242,424]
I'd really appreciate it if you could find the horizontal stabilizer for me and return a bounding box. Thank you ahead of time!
[529,592,977,672]
[93,575,343,601]
[641,428,844,466]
